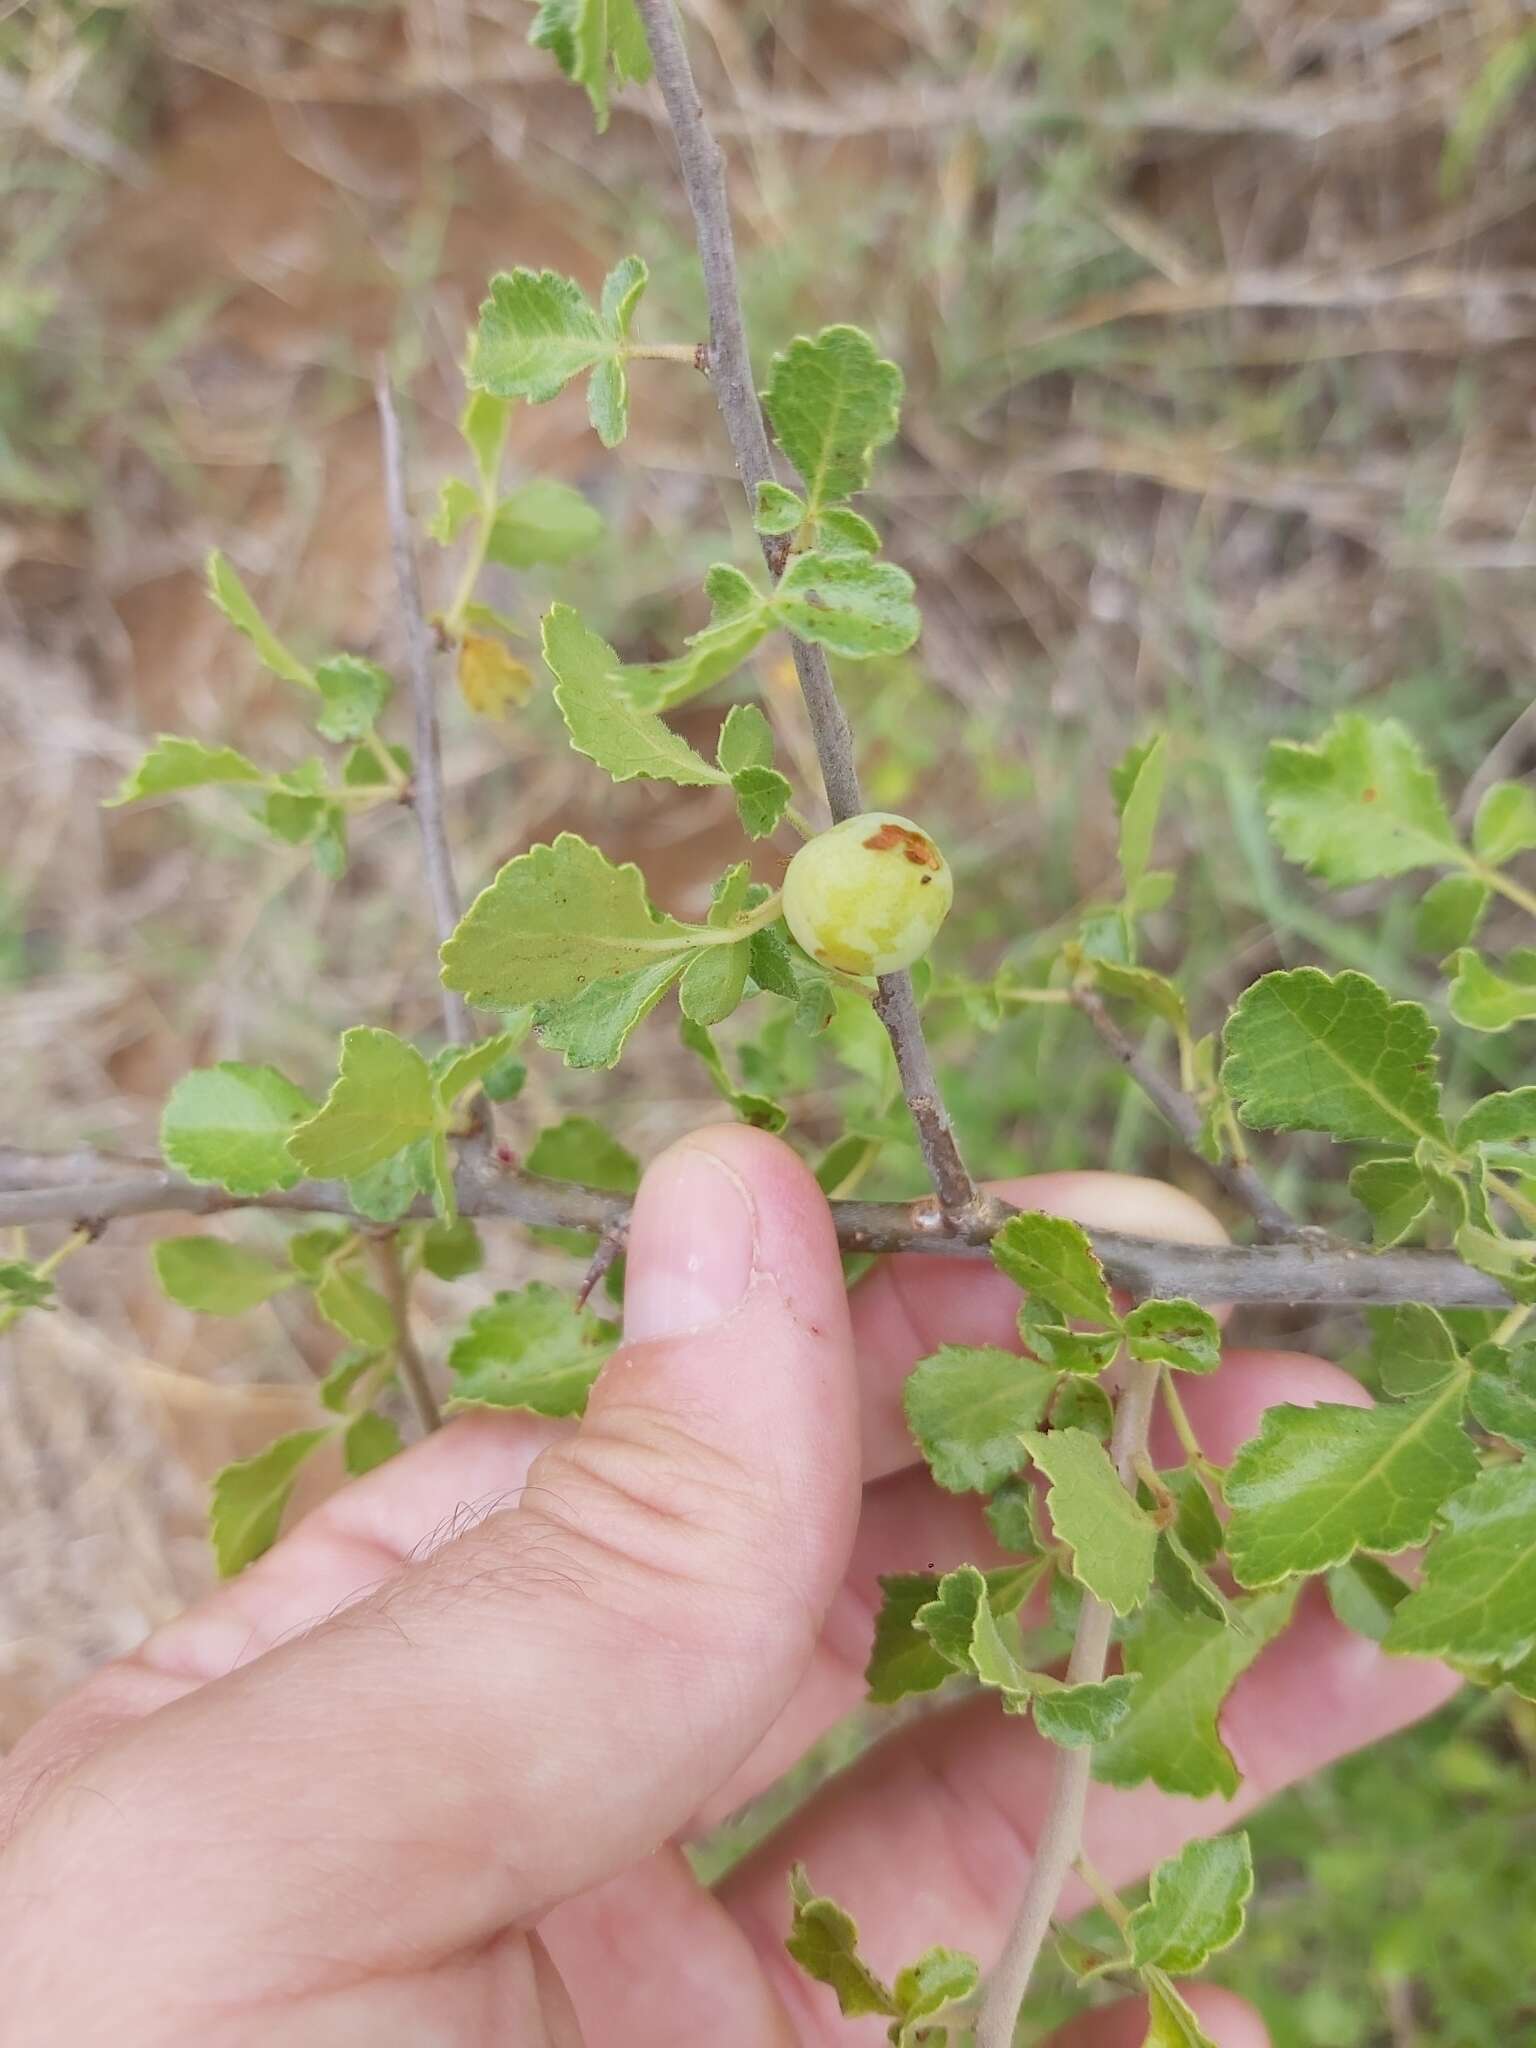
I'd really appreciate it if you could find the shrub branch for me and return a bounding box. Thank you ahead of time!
[631,0,983,1226]
[0,1147,1508,1308]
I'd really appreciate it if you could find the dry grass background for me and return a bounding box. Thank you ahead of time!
[2,0,1534,1811]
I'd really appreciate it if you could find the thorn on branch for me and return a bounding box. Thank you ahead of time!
[576,1226,628,1311]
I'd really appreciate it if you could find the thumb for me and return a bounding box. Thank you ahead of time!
[1,1127,861,1991]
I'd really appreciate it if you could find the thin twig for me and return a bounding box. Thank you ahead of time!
[631,0,981,1226]
[1071,989,1304,1243]
[374,1233,442,1435]
[0,1148,1510,1309]
[374,365,471,1046]
[975,1360,1160,2048]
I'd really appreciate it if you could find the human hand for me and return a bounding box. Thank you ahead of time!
[0,1127,1456,2045]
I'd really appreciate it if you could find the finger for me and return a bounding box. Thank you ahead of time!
[0,1126,862,2014]
[720,1577,1456,2001]
[1049,1985,1270,2048]
[851,1173,1229,1481]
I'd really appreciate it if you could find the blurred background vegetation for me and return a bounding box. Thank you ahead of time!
[2,1,1535,2038]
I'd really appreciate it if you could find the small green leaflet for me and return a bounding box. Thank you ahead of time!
[447,1281,616,1416]
[1387,1462,1536,1664]
[526,1114,639,1193]
[528,0,651,132]
[774,552,920,659]
[288,1029,439,1180]
[679,1017,787,1132]
[153,1237,294,1315]
[205,549,313,687]
[991,1212,1118,1328]
[441,832,717,1021]
[344,1411,403,1476]
[1369,1302,1464,1395]
[1264,713,1461,884]
[888,1949,980,2041]
[620,564,773,712]
[1472,779,1536,865]
[314,1265,396,1349]
[1459,1087,1536,1147]
[1446,947,1536,1032]
[107,735,266,806]
[716,703,792,837]
[1127,1833,1253,1974]
[761,326,902,517]
[1223,967,1446,1145]
[1143,1971,1221,2048]
[678,940,750,1026]
[471,258,649,447]
[434,1031,521,1110]
[1123,1299,1221,1375]
[1327,1555,1411,1641]
[1415,872,1489,952]
[545,605,724,790]
[0,1261,54,1314]
[1033,1675,1139,1749]
[161,1062,316,1196]
[1023,1428,1157,1616]
[902,1343,1057,1493]
[754,480,804,534]
[1468,1337,1536,1447]
[1093,1588,1296,1799]
[1085,957,1189,1037]
[1350,1156,1432,1247]
[209,1427,333,1577]
[1225,1380,1477,1587]
[1113,733,1168,895]
[864,1566,1040,1705]
[486,479,605,568]
[313,655,391,743]
[785,1866,898,2019]
[534,957,690,1068]
[420,1217,484,1281]
[728,769,793,840]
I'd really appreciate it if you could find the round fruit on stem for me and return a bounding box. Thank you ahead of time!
[782,811,954,977]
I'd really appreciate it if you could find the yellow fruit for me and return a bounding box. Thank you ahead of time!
[782,811,953,977]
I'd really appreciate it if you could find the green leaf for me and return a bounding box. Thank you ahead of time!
[1468,1337,1536,1448]
[0,1261,54,1314]
[535,956,690,1068]
[1455,1223,1536,1302]
[447,1280,616,1416]
[471,259,648,446]
[915,1564,1021,1678]
[153,1236,294,1315]
[106,734,267,806]
[317,1348,377,1413]
[527,1114,639,1193]
[732,765,794,838]
[816,506,881,556]
[344,1140,434,1224]
[785,1866,899,2018]
[1052,1375,1114,1442]
[1387,1463,1536,1664]
[716,702,775,775]
[458,390,510,481]
[1115,733,1167,894]
[546,605,724,789]
[754,480,805,534]
[1446,948,1536,1033]
[1473,779,1536,865]
[205,550,312,687]
[487,479,605,568]
[209,1427,333,1577]
[1094,1588,1296,1798]
[864,1566,1039,1706]
[985,1478,1040,1555]
[313,655,391,743]
[1123,1299,1221,1376]
[1143,1971,1220,2048]
[343,740,411,787]
[1225,1380,1477,1587]
[344,1411,403,1476]
[1020,1305,1122,1377]
[621,564,773,713]
[761,326,902,516]
[441,832,710,1013]
[1223,967,1446,1145]
[529,0,651,132]
[288,1028,440,1180]
[890,1949,980,2038]
[1023,1427,1157,1615]
[772,551,920,659]
[1326,1555,1411,1641]
[1263,713,1460,884]
[434,1031,521,1110]
[314,1265,396,1348]
[161,1062,315,1196]
[902,1343,1057,1493]
[1350,1155,1432,1247]
[418,1216,483,1281]
[1369,1303,1465,1395]
[288,1227,351,1283]
[992,1211,1119,1329]
[679,938,750,1026]
[1128,1834,1253,1974]
[1033,1675,1140,1749]
[678,1017,787,1132]
[1087,958,1189,1036]
[1459,1087,1536,1147]
[429,475,480,545]
[1414,872,1490,952]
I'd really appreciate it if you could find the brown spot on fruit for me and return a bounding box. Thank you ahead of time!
[862,822,941,870]
[1361,787,1378,803]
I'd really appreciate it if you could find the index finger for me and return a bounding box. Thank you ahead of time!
[852,1171,1230,1480]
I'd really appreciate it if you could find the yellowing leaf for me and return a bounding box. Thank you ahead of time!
[458,634,536,720]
